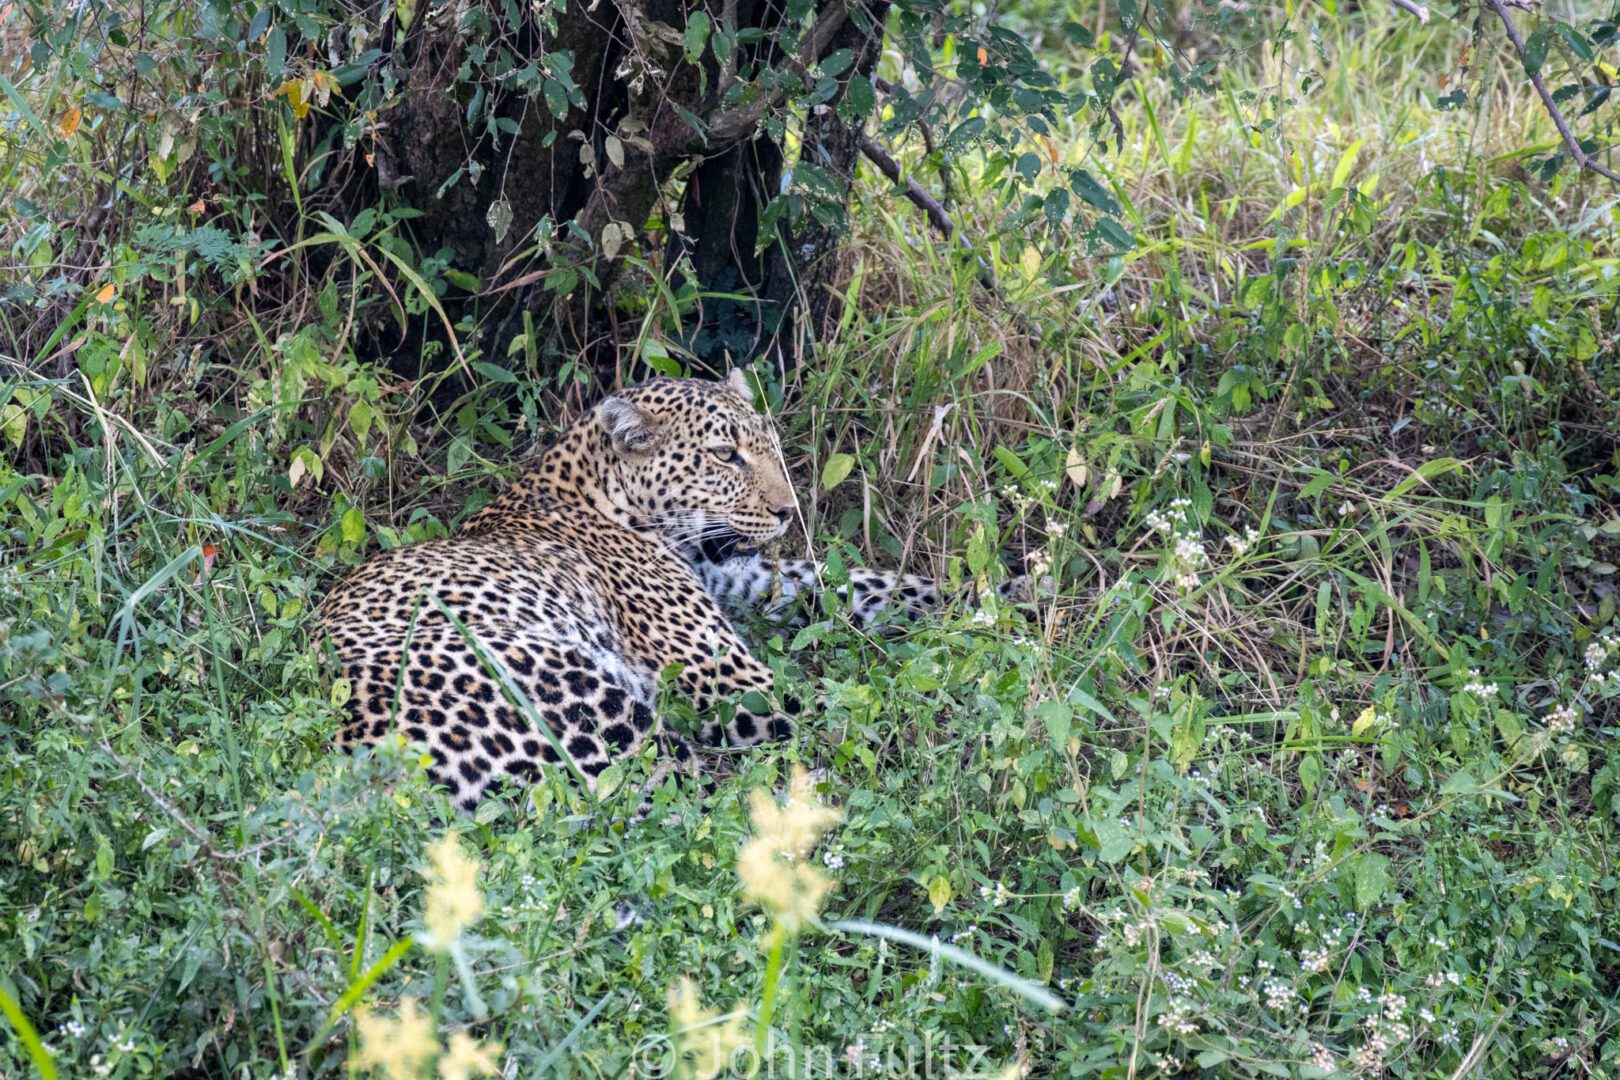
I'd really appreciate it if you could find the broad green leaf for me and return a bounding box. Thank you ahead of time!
[1354,852,1389,909]
[683,11,711,61]
[1070,169,1119,213]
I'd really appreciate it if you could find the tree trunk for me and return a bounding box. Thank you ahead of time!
[351,0,881,383]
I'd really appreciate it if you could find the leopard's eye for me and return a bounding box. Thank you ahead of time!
[712,447,746,467]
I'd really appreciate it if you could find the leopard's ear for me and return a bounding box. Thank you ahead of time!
[599,396,663,458]
[725,367,755,406]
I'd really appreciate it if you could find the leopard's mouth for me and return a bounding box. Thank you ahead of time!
[699,532,757,563]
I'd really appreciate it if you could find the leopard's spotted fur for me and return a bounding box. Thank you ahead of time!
[321,371,959,807]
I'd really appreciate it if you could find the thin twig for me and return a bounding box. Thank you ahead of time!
[1485,0,1620,182]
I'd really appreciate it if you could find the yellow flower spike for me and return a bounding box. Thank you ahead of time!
[438,1032,503,1080]
[737,767,842,933]
[353,999,439,1080]
[423,832,484,949]
[669,978,751,1080]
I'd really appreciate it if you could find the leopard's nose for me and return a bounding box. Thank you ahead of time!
[773,506,794,525]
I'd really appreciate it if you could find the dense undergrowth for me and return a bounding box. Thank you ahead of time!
[5,1,1620,1077]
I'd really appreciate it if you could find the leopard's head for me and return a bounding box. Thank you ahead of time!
[595,370,796,553]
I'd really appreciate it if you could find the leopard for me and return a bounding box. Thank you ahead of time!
[319,369,987,809]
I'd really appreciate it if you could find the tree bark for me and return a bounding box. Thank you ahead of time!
[349,0,883,382]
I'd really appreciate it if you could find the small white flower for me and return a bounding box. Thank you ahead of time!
[1546,704,1580,736]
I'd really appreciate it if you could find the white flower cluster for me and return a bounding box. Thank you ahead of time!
[1145,499,1192,535]
[1545,704,1580,737]
[1350,990,1417,1073]
[1062,885,1082,911]
[980,880,1012,907]
[822,849,846,870]
[998,477,1059,512]
[1423,970,1463,988]
[1300,944,1333,974]
[1161,969,1198,997]
[1226,524,1261,555]
[1094,907,1158,947]
[1261,976,1296,1011]
[1157,997,1201,1038]
[1461,669,1499,701]
[1183,950,1219,972]
[1171,536,1209,590]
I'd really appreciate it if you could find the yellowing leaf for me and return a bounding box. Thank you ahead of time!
[1019,245,1041,280]
[95,283,116,303]
[58,106,82,138]
[1,403,26,449]
[1330,138,1365,190]
[272,79,309,120]
[1351,706,1378,737]
[1064,446,1088,487]
[821,452,855,491]
[926,874,953,915]
[976,47,988,63]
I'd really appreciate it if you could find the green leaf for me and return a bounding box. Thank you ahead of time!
[1093,217,1134,251]
[1036,700,1072,747]
[845,75,875,117]
[683,11,711,61]
[348,399,373,444]
[1555,23,1593,63]
[1385,457,1463,499]
[993,445,1029,478]
[543,79,570,119]
[1298,752,1321,793]
[1069,170,1119,214]
[1043,188,1070,225]
[1300,470,1336,499]
[473,361,518,384]
[1353,852,1389,909]
[821,452,856,490]
[341,508,367,544]
[1098,836,1135,863]
[820,48,855,78]
[1523,26,1551,75]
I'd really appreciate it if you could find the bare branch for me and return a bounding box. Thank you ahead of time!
[1383,0,1430,24]
[1486,0,1620,184]
[858,135,959,240]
